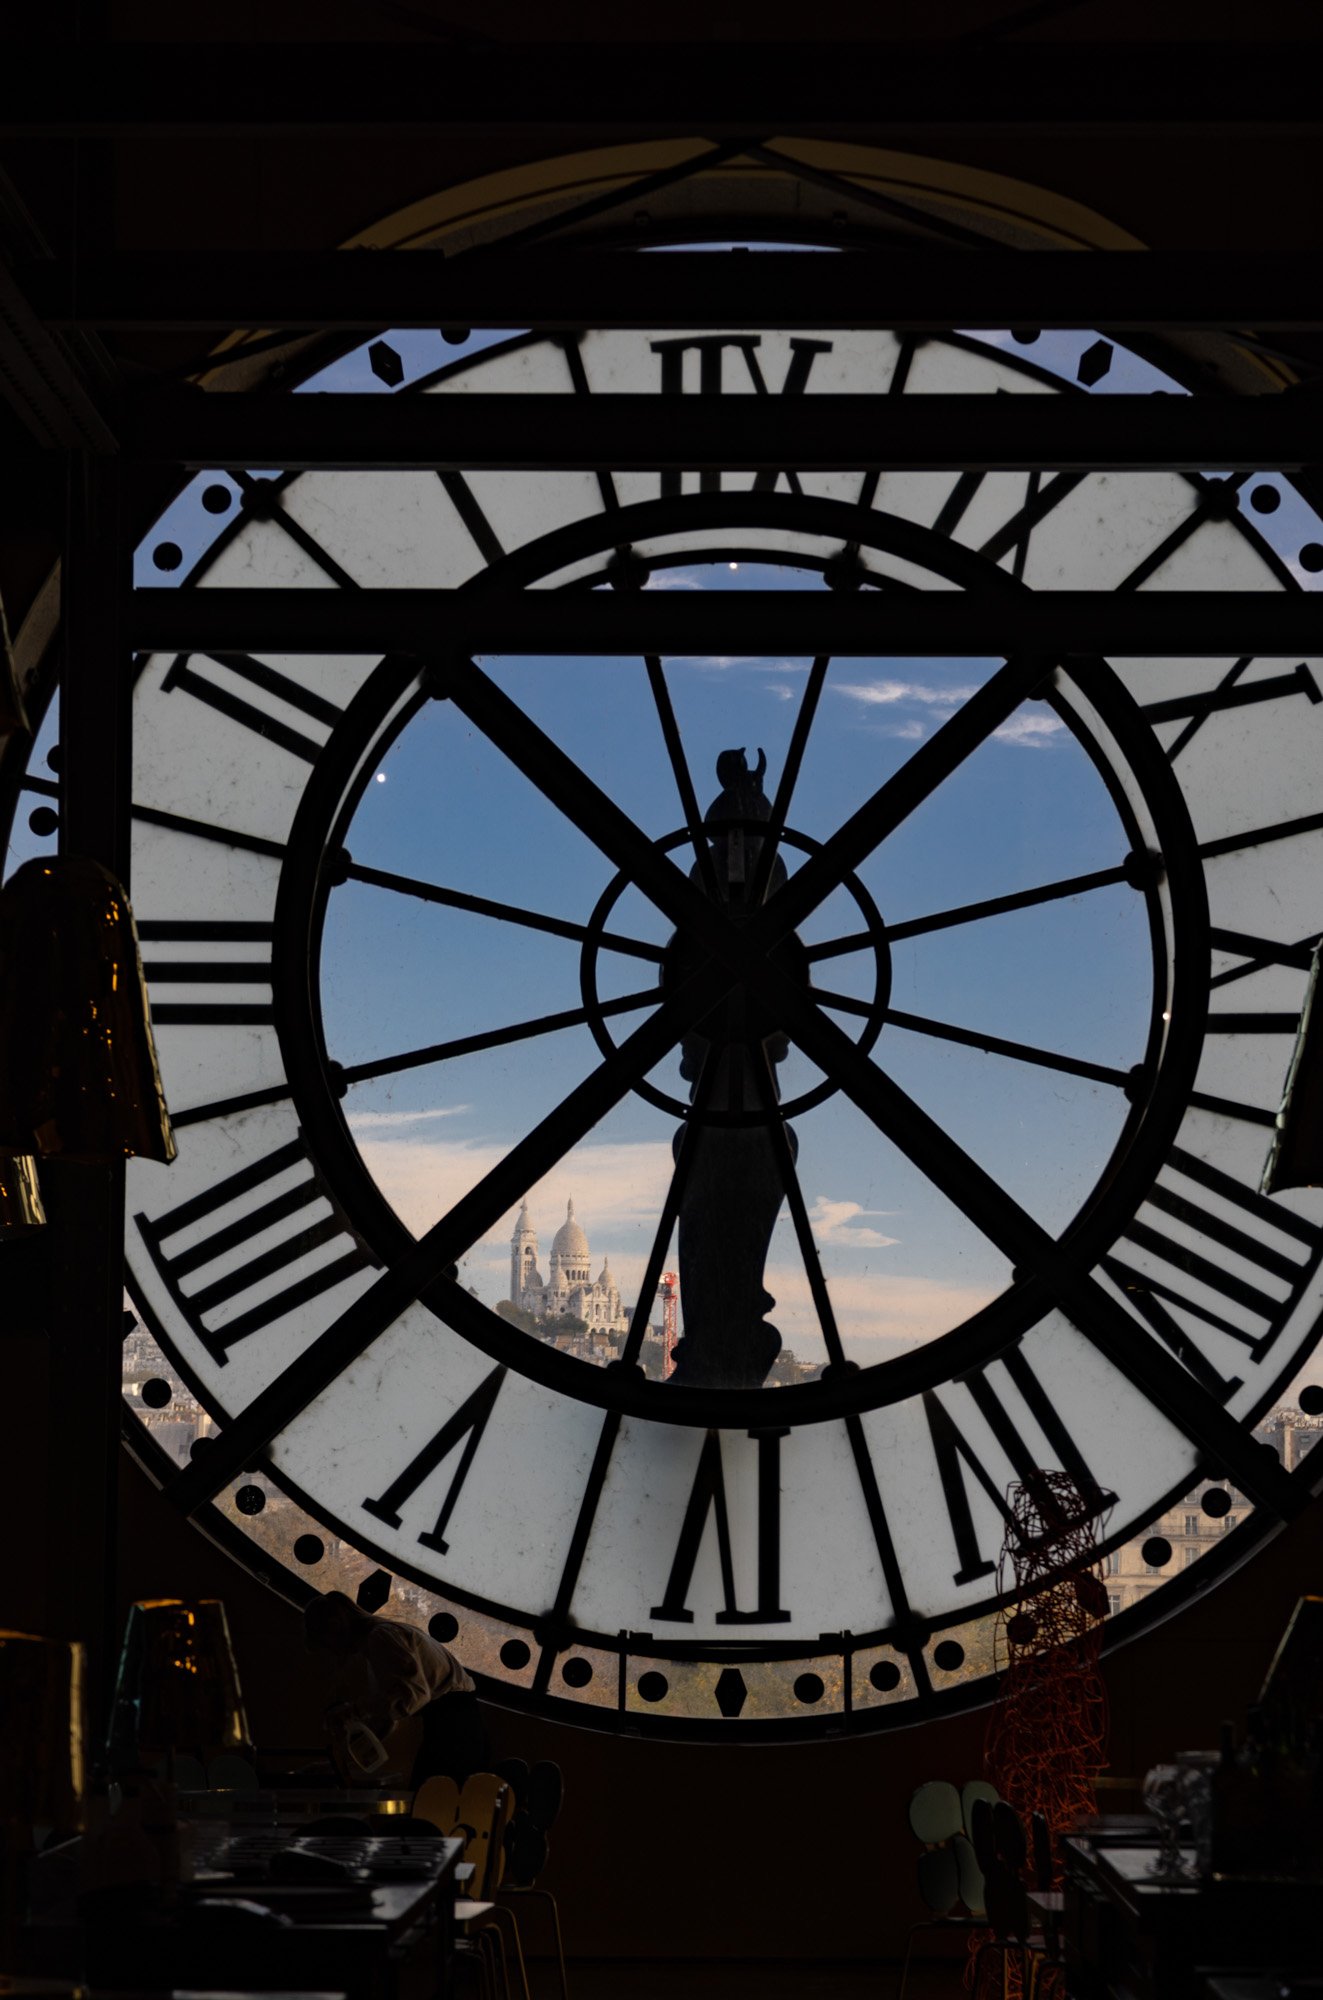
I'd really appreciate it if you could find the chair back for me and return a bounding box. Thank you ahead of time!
[459,1773,515,1896]
[413,1772,514,1898]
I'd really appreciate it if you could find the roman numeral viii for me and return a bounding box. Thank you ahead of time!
[923,1346,1109,1586]
[138,919,274,1027]
[163,652,344,763]
[135,1137,377,1365]
[651,1428,791,1625]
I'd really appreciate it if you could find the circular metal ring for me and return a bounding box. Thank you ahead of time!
[577,822,892,1123]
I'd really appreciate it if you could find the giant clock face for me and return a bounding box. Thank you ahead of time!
[101,319,1323,1736]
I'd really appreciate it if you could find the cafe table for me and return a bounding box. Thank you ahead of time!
[21,1799,464,2000]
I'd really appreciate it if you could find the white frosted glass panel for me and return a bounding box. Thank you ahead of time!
[465,471,611,561]
[273,1317,603,1612]
[1157,692,1323,854]
[1014,473,1200,592]
[133,650,377,847]
[280,471,487,588]
[431,339,568,398]
[199,515,335,590]
[905,344,1054,398]
[571,1416,892,1641]
[1137,514,1281,594]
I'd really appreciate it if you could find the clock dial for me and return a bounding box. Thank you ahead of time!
[91,319,1323,1734]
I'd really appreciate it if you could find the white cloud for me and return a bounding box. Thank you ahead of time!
[662,654,813,673]
[884,718,925,740]
[764,1261,1002,1355]
[834,678,979,710]
[352,1131,675,1257]
[992,713,1066,748]
[347,1104,471,1130]
[646,569,704,590]
[804,1196,899,1250]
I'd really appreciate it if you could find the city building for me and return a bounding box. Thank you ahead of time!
[508,1198,629,1339]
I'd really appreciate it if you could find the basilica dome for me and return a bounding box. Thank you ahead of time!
[552,1199,590,1263]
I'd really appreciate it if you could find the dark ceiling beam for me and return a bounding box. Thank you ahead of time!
[26,251,1323,334]
[122,390,1323,472]
[2,43,1320,131]
[128,589,1323,659]
[0,260,117,452]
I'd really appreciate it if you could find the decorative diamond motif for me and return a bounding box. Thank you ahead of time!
[714,1667,749,1718]
[356,1568,392,1611]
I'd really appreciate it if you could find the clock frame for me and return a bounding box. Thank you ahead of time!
[11,304,1323,1740]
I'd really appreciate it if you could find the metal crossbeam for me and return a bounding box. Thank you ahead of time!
[27,251,1323,333]
[121,390,1323,471]
[129,588,1323,658]
[2,44,1320,131]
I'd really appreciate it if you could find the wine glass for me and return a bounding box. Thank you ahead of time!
[1142,1763,1196,1882]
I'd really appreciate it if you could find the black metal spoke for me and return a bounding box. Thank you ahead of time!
[746,968,1298,1517]
[751,1045,848,1371]
[873,1001,1132,1089]
[131,798,286,860]
[338,988,658,1086]
[978,470,1087,567]
[619,1048,717,1372]
[433,654,741,969]
[166,950,739,1517]
[232,471,361,592]
[806,859,1132,963]
[344,857,665,962]
[746,651,1058,955]
[170,1082,293,1131]
[749,653,829,907]
[644,653,720,897]
[1117,471,1253,594]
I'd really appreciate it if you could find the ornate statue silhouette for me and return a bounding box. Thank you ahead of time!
[667,749,795,1391]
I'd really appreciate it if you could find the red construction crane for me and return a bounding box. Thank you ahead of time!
[659,1271,679,1376]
